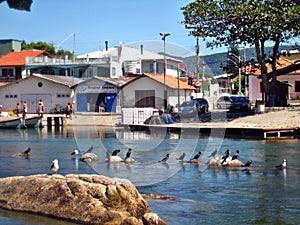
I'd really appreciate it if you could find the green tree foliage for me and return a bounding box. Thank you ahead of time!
[22,41,74,59]
[22,41,55,55]
[182,0,300,97]
[0,0,32,11]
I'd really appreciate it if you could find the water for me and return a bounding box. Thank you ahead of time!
[0,126,300,225]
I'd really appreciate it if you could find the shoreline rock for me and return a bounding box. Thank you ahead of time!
[0,174,167,225]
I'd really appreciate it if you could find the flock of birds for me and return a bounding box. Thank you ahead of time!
[13,146,287,174]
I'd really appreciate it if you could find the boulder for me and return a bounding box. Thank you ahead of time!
[0,174,167,225]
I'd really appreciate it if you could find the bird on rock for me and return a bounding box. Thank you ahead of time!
[191,151,202,160]
[125,148,135,163]
[232,150,240,160]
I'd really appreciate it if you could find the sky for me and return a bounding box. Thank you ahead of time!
[0,0,229,57]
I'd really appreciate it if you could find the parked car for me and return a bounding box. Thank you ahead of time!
[192,98,209,113]
[178,101,199,117]
[229,96,250,112]
[178,99,209,118]
[216,96,232,109]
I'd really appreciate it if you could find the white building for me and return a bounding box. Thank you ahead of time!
[0,74,82,113]
[76,44,183,78]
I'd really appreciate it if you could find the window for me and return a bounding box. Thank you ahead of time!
[1,68,14,77]
[295,81,300,92]
[5,94,17,99]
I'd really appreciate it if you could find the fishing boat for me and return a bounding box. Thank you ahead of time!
[0,117,21,129]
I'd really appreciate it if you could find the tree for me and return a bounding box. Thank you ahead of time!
[22,41,56,55]
[182,0,300,101]
[22,41,74,59]
[0,0,32,11]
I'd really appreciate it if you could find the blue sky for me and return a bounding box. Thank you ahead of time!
[0,0,229,57]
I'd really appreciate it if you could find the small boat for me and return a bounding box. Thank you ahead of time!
[0,117,21,129]
[23,117,43,128]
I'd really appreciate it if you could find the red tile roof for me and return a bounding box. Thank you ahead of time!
[248,57,300,76]
[144,73,196,90]
[0,50,47,66]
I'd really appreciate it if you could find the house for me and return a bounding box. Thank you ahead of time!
[121,73,196,110]
[248,51,300,106]
[0,74,82,113]
[76,44,183,78]
[0,50,51,82]
[73,76,135,112]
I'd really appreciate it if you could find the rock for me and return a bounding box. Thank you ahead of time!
[142,213,168,225]
[207,156,244,167]
[0,174,167,225]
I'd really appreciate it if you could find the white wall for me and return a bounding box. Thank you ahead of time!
[0,77,72,113]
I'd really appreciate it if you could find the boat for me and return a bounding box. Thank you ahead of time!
[23,117,43,128]
[0,117,21,129]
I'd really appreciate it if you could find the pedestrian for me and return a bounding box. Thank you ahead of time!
[15,103,20,117]
[66,102,72,120]
[22,101,27,120]
[38,99,44,118]
[99,101,105,113]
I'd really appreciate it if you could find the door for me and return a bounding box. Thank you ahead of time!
[105,93,117,112]
[77,93,88,112]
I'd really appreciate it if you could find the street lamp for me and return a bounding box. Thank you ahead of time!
[160,32,171,111]
[228,52,242,95]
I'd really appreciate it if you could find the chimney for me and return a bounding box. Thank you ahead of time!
[105,41,108,51]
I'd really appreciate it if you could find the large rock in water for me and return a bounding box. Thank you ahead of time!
[0,174,167,225]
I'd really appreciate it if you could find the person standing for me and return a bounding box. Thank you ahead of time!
[38,99,44,118]
[22,101,27,120]
[15,103,20,117]
[66,102,72,120]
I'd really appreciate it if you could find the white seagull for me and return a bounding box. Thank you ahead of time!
[50,159,59,173]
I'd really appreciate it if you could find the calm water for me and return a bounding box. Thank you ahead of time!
[0,126,299,225]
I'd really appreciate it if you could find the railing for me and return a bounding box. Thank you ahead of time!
[25,56,119,66]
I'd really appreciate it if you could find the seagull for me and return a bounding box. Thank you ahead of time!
[176,152,186,161]
[50,159,59,173]
[191,151,201,160]
[232,150,240,160]
[159,153,169,163]
[276,159,287,169]
[208,149,218,158]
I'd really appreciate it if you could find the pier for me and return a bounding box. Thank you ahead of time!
[46,115,65,127]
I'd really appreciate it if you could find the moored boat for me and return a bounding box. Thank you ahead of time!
[0,117,21,129]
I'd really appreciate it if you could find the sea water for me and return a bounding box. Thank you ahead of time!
[0,126,299,225]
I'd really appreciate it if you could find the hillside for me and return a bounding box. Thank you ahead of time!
[179,45,297,76]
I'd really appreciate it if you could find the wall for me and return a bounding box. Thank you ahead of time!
[121,77,164,109]
[0,77,72,113]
